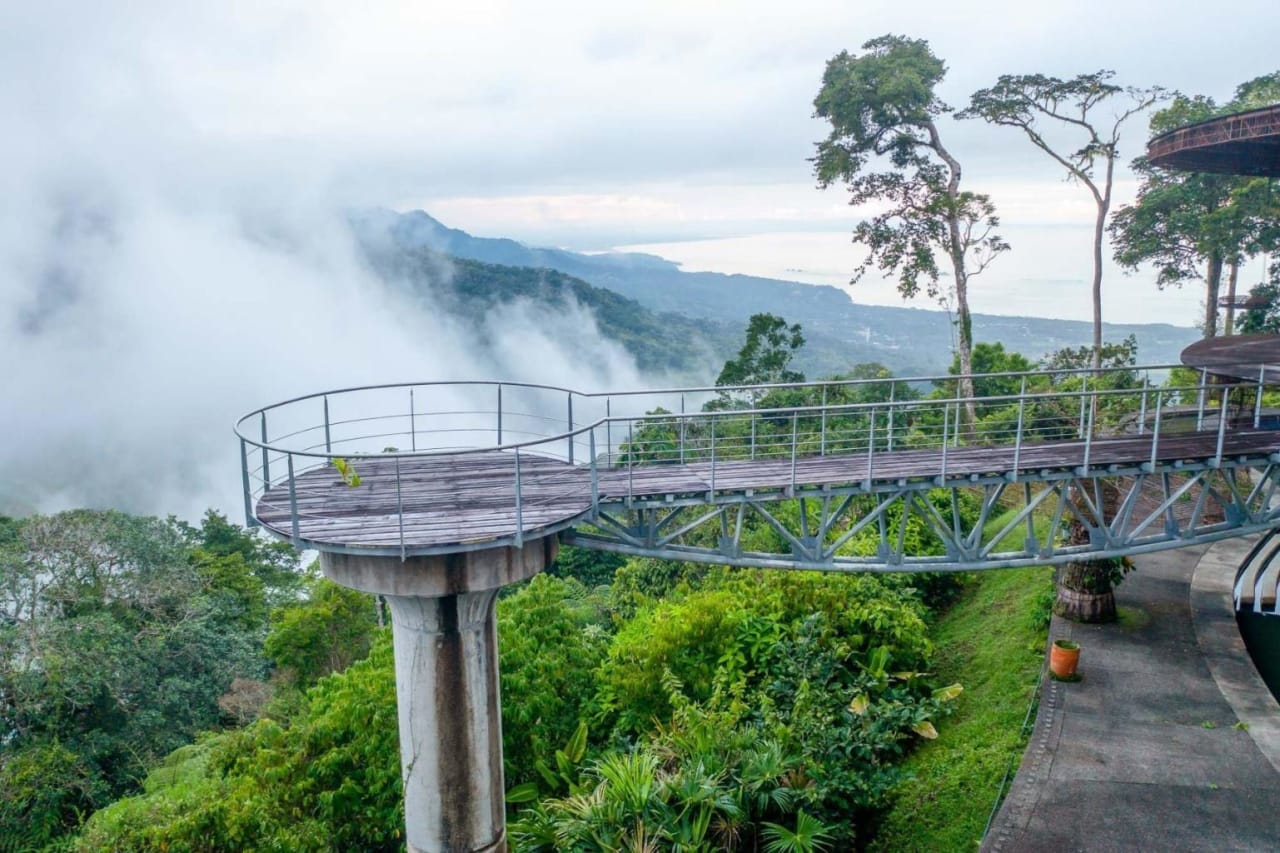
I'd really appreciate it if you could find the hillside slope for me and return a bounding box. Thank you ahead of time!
[353,209,1201,377]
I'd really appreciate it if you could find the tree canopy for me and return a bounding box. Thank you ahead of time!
[1110,74,1280,337]
[715,312,806,388]
[0,510,304,847]
[813,34,1007,430]
[962,71,1164,367]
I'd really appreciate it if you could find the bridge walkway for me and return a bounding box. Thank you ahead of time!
[256,428,1280,555]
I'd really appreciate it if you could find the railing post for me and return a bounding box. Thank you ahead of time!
[1081,389,1096,474]
[287,454,300,545]
[940,402,950,481]
[497,384,503,445]
[395,455,406,560]
[1196,368,1208,431]
[589,428,599,515]
[323,395,332,453]
[410,387,417,452]
[627,420,634,502]
[820,385,827,456]
[1256,365,1266,429]
[710,416,717,495]
[1077,380,1088,440]
[1215,386,1229,467]
[679,393,686,464]
[260,412,271,489]
[790,409,798,492]
[606,398,612,464]
[866,406,876,485]
[1150,391,1164,471]
[567,393,574,464]
[887,383,896,452]
[1137,385,1147,436]
[513,448,524,547]
[1012,379,1026,477]
[750,390,757,461]
[240,438,255,527]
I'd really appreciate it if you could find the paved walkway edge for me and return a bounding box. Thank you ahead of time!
[983,537,1280,852]
[1189,535,1280,774]
[980,614,1067,853]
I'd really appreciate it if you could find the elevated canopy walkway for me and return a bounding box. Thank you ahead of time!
[237,363,1280,572]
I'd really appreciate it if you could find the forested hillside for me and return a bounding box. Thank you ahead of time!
[352,209,1201,378]
[362,246,735,375]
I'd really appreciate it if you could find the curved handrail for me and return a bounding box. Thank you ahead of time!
[235,363,1276,556]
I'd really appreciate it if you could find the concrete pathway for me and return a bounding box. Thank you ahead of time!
[984,538,1280,852]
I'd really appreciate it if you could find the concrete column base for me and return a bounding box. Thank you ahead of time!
[319,540,555,853]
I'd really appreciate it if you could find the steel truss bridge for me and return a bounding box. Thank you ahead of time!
[237,362,1280,573]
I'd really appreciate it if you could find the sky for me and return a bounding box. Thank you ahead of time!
[1,0,1276,517]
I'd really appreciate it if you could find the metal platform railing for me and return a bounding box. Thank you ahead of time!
[235,362,1279,561]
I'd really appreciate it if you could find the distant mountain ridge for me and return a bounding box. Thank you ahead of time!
[351,209,1201,378]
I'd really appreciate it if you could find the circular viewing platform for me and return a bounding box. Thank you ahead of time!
[239,367,1280,561]
[1147,103,1280,177]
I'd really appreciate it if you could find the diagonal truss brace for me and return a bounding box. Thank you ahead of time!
[563,461,1280,573]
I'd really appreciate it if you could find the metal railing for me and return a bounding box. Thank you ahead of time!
[1234,531,1280,614]
[235,362,1277,556]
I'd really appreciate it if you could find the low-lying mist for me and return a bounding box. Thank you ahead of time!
[2,187,661,520]
[1,136,662,524]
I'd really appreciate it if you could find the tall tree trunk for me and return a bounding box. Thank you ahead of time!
[1055,481,1123,624]
[930,120,978,436]
[1091,201,1106,370]
[1204,251,1224,338]
[1225,258,1240,336]
[953,268,977,438]
[1090,156,1115,373]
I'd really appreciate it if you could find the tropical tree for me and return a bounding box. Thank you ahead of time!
[1110,74,1280,337]
[812,34,1008,433]
[962,71,1165,368]
[0,510,301,846]
[715,313,806,389]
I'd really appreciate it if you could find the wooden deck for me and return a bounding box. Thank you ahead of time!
[255,430,1280,552]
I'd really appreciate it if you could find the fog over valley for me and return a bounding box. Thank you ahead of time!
[3,0,1272,520]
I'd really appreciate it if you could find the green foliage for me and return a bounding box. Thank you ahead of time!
[1041,335,1138,372]
[762,810,836,853]
[608,557,708,620]
[0,510,301,845]
[715,313,806,389]
[594,570,947,845]
[812,34,1006,372]
[1239,267,1280,335]
[1109,84,1280,336]
[264,577,379,688]
[870,516,1055,851]
[78,637,404,852]
[498,576,611,787]
[331,458,362,487]
[547,543,626,588]
[512,701,829,852]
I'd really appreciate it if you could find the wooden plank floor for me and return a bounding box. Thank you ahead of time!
[256,430,1280,552]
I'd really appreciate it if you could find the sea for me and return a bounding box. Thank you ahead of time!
[617,225,1268,328]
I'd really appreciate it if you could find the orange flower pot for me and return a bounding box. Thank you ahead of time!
[1049,639,1080,678]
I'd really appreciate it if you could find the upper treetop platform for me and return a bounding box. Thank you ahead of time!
[1147,103,1280,177]
[1182,334,1280,384]
[236,364,1280,561]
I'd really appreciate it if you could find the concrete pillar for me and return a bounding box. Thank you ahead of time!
[320,538,555,853]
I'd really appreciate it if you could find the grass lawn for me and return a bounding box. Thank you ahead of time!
[868,508,1055,851]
